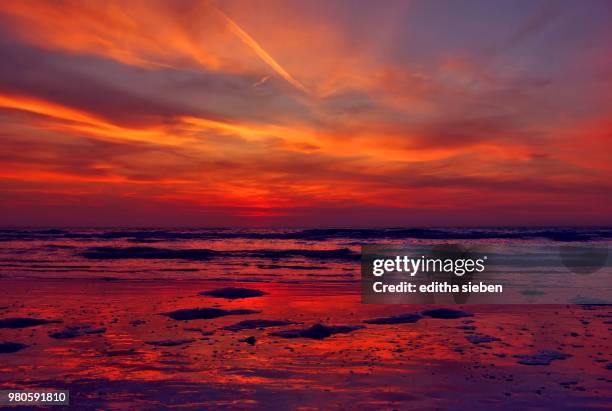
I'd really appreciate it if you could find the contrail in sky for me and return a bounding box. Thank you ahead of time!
[215,8,311,94]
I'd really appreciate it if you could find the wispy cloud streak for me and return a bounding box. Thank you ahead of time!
[215,7,310,94]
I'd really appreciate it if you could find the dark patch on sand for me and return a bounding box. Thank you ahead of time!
[466,334,500,344]
[0,342,28,353]
[270,323,363,340]
[104,349,139,357]
[200,287,267,299]
[222,319,293,331]
[183,327,202,332]
[421,309,473,319]
[49,324,106,339]
[0,317,61,329]
[163,308,260,321]
[146,339,195,347]
[364,313,423,325]
[239,336,256,345]
[515,350,572,365]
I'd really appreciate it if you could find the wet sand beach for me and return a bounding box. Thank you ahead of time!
[1,277,610,410]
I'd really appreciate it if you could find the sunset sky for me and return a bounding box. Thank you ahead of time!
[0,0,610,227]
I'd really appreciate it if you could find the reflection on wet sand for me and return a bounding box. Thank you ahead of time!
[1,279,610,410]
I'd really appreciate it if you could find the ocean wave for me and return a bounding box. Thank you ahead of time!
[1,227,611,242]
[79,246,360,261]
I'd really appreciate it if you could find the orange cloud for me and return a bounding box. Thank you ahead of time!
[0,1,250,71]
[0,0,610,226]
